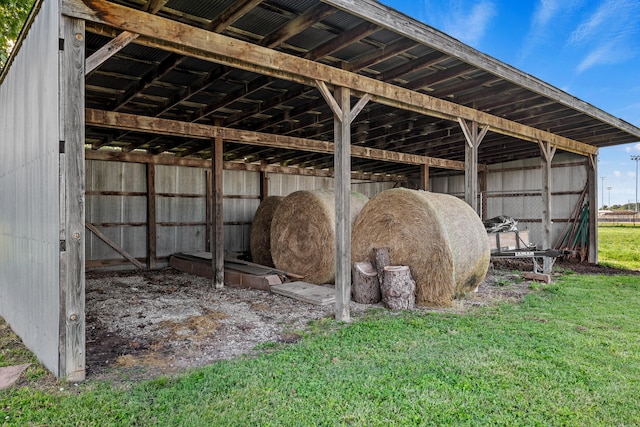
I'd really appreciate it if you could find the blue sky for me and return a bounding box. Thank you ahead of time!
[384,0,640,208]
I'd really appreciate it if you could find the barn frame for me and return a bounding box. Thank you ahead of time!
[1,0,640,380]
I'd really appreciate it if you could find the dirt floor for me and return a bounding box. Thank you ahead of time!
[4,258,639,387]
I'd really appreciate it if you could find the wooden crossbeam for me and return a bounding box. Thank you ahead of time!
[85,109,468,170]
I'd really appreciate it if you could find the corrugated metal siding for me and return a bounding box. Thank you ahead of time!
[484,153,587,247]
[0,0,60,375]
[85,164,396,263]
[156,165,207,257]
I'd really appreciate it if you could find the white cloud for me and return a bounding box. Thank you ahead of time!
[440,1,497,46]
[569,0,640,72]
[517,0,582,64]
[613,170,622,177]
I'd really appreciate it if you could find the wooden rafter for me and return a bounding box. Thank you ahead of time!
[208,0,264,32]
[260,3,336,48]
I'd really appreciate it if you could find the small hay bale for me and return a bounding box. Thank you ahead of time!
[250,196,285,267]
[351,188,490,306]
[270,189,369,284]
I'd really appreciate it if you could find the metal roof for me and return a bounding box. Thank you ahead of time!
[78,0,640,179]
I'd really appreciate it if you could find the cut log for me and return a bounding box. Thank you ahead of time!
[352,261,381,304]
[373,247,391,286]
[381,265,415,310]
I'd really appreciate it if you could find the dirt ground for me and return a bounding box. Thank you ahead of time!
[83,258,612,382]
[5,258,639,387]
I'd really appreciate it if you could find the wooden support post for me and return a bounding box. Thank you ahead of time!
[334,85,352,322]
[146,163,157,269]
[538,140,557,252]
[260,169,269,201]
[479,169,487,221]
[212,131,224,289]
[59,16,86,382]
[205,169,212,250]
[459,118,489,215]
[316,80,370,322]
[588,153,598,263]
[420,164,429,191]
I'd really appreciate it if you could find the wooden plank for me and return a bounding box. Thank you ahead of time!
[59,16,86,382]
[212,133,224,289]
[85,109,466,170]
[522,272,552,284]
[146,163,157,269]
[207,0,263,32]
[270,282,336,306]
[62,0,604,155]
[85,221,145,269]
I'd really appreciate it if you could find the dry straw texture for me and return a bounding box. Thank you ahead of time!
[352,188,490,306]
[250,196,285,267]
[270,189,368,284]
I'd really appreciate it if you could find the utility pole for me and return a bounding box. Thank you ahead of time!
[632,156,640,213]
[600,176,605,209]
[607,186,612,208]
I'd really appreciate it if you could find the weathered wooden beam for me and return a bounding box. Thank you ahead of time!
[347,37,416,72]
[459,118,489,214]
[62,0,599,156]
[212,132,224,289]
[305,21,379,61]
[85,149,407,181]
[59,16,86,382]
[146,163,157,269]
[333,86,352,322]
[538,140,557,251]
[420,164,429,190]
[85,31,139,75]
[207,0,264,32]
[85,221,145,269]
[261,3,336,48]
[85,109,466,169]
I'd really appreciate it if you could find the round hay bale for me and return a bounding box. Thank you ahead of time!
[270,189,369,284]
[351,188,490,306]
[250,196,285,267]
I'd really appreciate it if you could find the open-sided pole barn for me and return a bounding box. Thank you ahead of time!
[1,0,639,380]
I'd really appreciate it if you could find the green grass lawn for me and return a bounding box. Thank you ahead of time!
[2,273,640,426]
[598,224,640,270]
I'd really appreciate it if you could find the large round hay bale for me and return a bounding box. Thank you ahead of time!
[250,196,285,267]
[351,188,490,306]
[270,189,369,284]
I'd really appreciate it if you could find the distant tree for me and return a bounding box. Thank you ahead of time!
[0,0,36,70]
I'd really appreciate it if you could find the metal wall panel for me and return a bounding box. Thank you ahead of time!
[85,160,148,263]
[0,0,60,374]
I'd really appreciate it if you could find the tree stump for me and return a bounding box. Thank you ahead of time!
[373,247,391,287]
[351,261,381,304]
[381,265,416,310]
